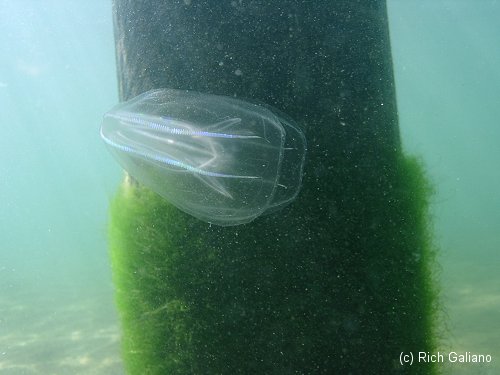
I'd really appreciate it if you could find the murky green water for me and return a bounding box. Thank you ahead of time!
[389,1,500,373]
[0,2,122,373]
[0,1,498,374]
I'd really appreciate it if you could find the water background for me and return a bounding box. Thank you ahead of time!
[0,1,122,373]
[0,1,498,374]
[389,2,500,373]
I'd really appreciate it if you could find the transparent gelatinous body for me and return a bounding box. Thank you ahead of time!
[100,89,306,226]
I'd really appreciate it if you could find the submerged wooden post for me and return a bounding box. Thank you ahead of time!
[108,1,437,373]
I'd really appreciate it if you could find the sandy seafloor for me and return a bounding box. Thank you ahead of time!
[0,286,123,374]
[1,267,498,375]
[438,259,500,375]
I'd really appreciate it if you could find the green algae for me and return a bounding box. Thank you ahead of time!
[108,153,438,374]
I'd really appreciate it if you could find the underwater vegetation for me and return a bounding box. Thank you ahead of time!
[101,89,306,226]
[107,1,439,373]
[108,154,438,375]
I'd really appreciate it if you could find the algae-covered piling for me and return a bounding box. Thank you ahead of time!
[108,1,438,373]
